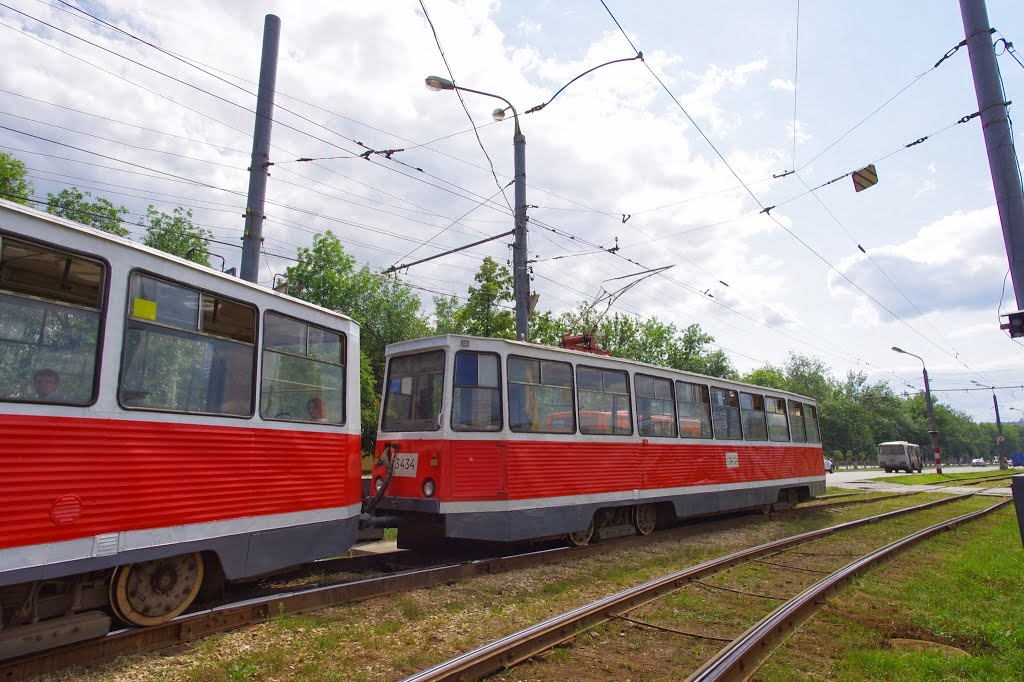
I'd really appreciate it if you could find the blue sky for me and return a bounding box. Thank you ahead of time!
[1,0,1022,424]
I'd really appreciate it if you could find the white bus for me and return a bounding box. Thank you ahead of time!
[878,441,923,473]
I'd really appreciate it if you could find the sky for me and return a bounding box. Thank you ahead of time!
[1,0,1023,424]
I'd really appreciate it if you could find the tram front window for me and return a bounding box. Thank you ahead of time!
[0,236,103,405]
[381,350,444,432]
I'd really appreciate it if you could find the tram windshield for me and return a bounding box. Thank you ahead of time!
[381,350,445,432]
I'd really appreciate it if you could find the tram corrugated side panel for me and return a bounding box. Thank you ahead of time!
[0,414,361,551]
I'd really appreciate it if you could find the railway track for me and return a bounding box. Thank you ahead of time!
[0,489,939,681]
[398,491,1004,682]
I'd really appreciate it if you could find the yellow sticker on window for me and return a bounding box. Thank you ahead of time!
[133,297,157,320]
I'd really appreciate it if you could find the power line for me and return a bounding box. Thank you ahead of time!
[596,1,991,383]
[417,0,515,215]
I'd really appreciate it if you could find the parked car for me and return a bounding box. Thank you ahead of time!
[823,457,836,474]
[970,458,987,467]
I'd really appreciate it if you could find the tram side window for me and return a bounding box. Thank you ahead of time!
[577,365,632,435]
[804,403,820,443]
[381,350,444,432]
[740,392,768,441]
[508,356,574,433]
[260,313,345,424]
[676,381,712,438]
[789,400,807,442]
[119,274,255,416]
[636,374,676,438]
[766,397,790,442]
[0,236,104,405]
[710,387,742,440]
[451,351,501,431]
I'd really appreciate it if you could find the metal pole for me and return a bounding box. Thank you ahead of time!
[921,366,942,474]
[994,391,1008,469]
[513,129,529,341]
[960,0,1024,308]
[240,14,281,284]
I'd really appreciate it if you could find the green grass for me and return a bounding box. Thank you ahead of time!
[759,507,1024,681]
[872,470,1016,485]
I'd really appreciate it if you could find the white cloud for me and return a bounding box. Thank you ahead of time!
[770,78,795,91]
[828,207,1004,320]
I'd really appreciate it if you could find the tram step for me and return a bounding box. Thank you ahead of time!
[595,524,636,541]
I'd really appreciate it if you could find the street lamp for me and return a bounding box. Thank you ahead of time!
[425,75,530,342]
[974,381,1009,469]
[892,346,943,473]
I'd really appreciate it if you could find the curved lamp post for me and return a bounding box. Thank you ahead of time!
[892,346,942,473]
[424,56,641,342]
[425,76,529,341]
[974,381,1009,469]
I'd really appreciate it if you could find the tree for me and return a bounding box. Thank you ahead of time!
[432,294,468,335]
[141,206,212,266]
[0,152,32,205]
[46,187,129,238]
[665,323,737,379]
[461,257,514,338]
[286,231,429,449]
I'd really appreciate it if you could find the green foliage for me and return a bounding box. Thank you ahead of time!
[140,206,212,265]
[285,231,428,450]
[738,352,1012,466]
[431,257,514,338]
[46,187,129,237]
[0,151,33,205]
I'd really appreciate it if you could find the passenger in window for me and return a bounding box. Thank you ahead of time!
[306,396,328,422]
[33,369,64,401]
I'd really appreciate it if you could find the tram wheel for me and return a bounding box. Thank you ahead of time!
[567,518,595,547]
[109,552,204,627]
[633,504,657,536]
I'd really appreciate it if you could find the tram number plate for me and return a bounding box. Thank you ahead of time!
[392,452,419,477]
[725,452,739,469]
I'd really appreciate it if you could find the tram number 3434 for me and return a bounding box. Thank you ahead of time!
[392,453,418,477]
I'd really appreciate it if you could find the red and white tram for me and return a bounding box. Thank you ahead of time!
[0,199,361,652]
[371,335,824,547]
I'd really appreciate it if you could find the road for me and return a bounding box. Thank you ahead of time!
[826,465,1015,496]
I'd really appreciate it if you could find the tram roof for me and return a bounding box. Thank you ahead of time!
[385,334,818,404]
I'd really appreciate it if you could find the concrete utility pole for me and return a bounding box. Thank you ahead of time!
[240,14,281,284]
[960,0,1024,309]
[993,391,1009,469]
[512,127,529,342]
[975,382,1010,469]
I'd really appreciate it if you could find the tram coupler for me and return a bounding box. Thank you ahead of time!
[358,512,401,529]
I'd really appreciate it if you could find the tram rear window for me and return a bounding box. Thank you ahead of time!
[260,313,346,425]
[0,236,104,405]
[381,350,444,432]
[119,273,255,416]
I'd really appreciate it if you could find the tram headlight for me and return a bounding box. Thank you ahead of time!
[422,478,436,497]
[373,476,385,493]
